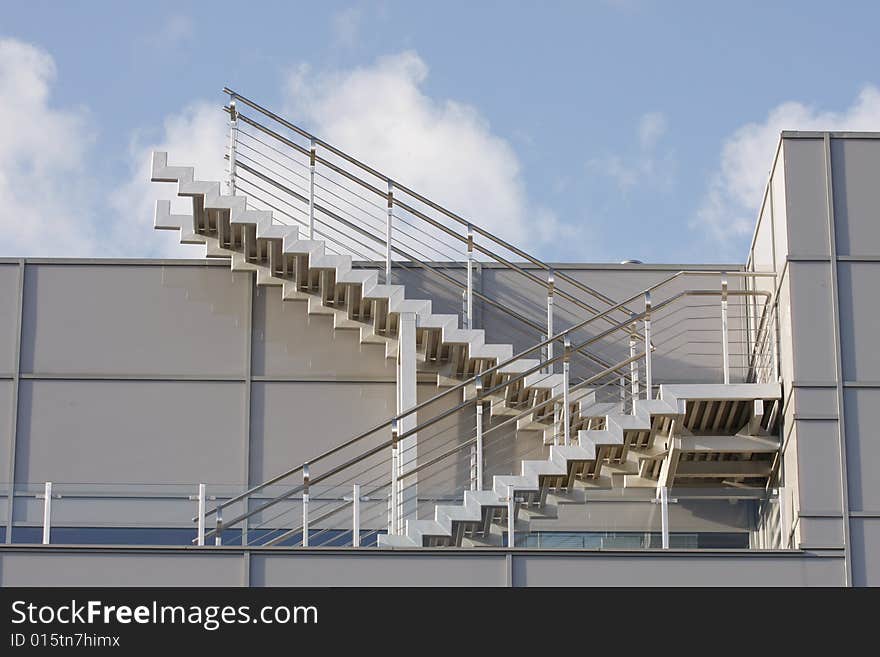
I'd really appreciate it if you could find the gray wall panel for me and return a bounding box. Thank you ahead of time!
[783,138,830,256]
[837,262,880,382]
[512,552,842,586]
[20,264,250,376]
[787,262,836,382]
[249,381,395,484]
[850,518,880,586]
[831,138,880,256]
[251,552,507,586]
[0,551,243,586]
[843,388,880,512]
[252,285,395,379]
[0,264,20,376]
[14,380,246,485]
[793,420,842,515]
[0,381,11,489]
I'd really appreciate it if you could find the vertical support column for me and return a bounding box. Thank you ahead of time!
[214,508,223,546]
[507,484,515,549]
[546,271,555,374]
[562,334,571,447]
[660,486,670,549]
[396,311,418,528]
[196,483,206,547]
[385,181,394,284]
[644,292,653,400]
[475,376,484,491]
[227,100,238,195]
[41,481,52,545]
[629,316,640,401]
[308,139,316,239]
[352,484,361,548]
[465,225,474,329]
[721,274,730,384]
[302,463,310,547]
[390,421,399,535]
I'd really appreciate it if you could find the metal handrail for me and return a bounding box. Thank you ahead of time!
[222,90,634,325]
[198,285,774,537]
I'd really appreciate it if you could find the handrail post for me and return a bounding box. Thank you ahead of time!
[385,181,393,283]
[475,376,484,490]
[352,484,361,548]
[507,484,515,548]
[629,315,640,401]
[465,225,474,329]
[563,334,572,446]
[196,483,206,547]
[214,507,223,547]
[308,139,316,239]
[390,420,399,535]
[772,303,780,383]
[227,100,238,195]
[660,486,670,549]
[41,481,52,545]
[644,292,653,400]
[302,462,310,547]
[546,271,555,374]
[721,274,730,384]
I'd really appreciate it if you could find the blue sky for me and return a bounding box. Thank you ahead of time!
[2,1,879,263]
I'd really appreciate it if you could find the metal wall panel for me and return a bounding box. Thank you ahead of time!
[0,551,243,586]
[249,381,395,484]
[787,261,836,382]
[252,285,395,379]
[837,262,880,382]
[831,138,880,256]
[14,380,246,484]
[793,420,842,515]
[20,264,250,376]
[0,264,20,376]
[843,388,880,513]
[783,138,831,256]
[850,518,880,586]
[0,381,12,497]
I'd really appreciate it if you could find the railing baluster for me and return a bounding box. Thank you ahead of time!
[214,507,223,547]
[196,483,206,547]
[630,316,640,401]
[385,180,393,284]
[390,420,399,535]
[475,376,484,490]
[507,484,515,548]
[563,334,571,446]
[308,139,316,239]
[465,225,474,329]
[352,484,361,548]
[721,275,730,384]
[644,292,652,400]
[660,486,669,549]
[41,481,52,545]
[227,100,237,195]
[546,271,554,374]
[302,463,310,547]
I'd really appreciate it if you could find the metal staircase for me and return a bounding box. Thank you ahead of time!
[150,89,784,550]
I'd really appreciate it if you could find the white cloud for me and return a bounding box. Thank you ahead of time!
[639,112,667,150]
[331,7,363,48]
[0,38,100,257]
[695,85,880,247]
[587,111,673,193]
[282,52,565,248]
[110,101,227,258]
[145,15,193,48]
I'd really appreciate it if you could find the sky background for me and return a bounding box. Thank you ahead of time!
[2,0,879,264]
